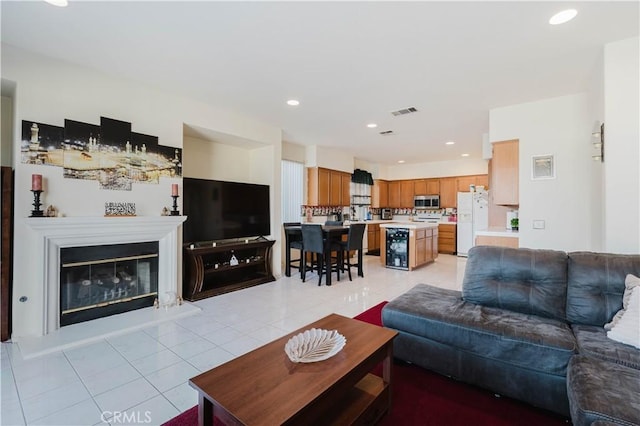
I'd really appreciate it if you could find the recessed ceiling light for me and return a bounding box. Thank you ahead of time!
[398,160,405,164]
[461,153,470,157]
[445,141,455,145]
[286,99,300,106]
[44,0,68,6]
[549,9,577,25]
[367,123,378,128]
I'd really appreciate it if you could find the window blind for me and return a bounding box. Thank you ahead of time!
[281,160,304,223]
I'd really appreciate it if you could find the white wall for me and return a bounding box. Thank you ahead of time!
[183,136,252,182]
[604,37,640,254]
[384,158,488,180]
[282,141,305,163]
[490,94,593,251]
[3,45,283,337]
[305,145,354,173]
[586,50,605,251]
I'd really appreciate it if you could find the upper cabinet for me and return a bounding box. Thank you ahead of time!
[413,178,440,195]
[439,177,457,208]
[400,180,414,207]
[372,180,389,208]
[329,171,350,206]
[388,180,416,208]
[307,167,351,206]
[456,176,477,193]
[388,181,402,208]
[491,140,519,205]
[456,175,489,193]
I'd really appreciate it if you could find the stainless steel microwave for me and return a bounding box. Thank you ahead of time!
[414,195,440,209]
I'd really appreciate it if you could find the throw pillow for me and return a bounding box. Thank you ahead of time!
[604,274,640,330]
[607,286,640,349]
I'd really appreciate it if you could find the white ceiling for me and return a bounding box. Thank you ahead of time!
[1,1,638,165]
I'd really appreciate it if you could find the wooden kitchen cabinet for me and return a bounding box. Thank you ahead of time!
[438,223,457,254]
[476,174,489,189]
[372,180,389,208]
[456,176,476,193]
[439,177,457,208]
[413,179,440,196]
[400,180,414,207]
[307,167,350,206]
[426,179,440,194]
[491,140,519,205]
[457,175,490,193]
[307,167,330,206]
[410,226,438,270]
[388,181,401,208]
[366,223,381,253]
[329,170,351,206]
[341,173,351,206]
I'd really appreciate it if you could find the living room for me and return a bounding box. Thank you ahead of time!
[1,1,639,425]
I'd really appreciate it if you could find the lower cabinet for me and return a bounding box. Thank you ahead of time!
[366,223,381,253]
[438,224,457,254]
[410,227,438,270]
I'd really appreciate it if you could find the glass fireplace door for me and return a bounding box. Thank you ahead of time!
[60,242,158,326]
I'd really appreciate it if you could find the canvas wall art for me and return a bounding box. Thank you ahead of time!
[21,116,182,191]
[21,122,65,166]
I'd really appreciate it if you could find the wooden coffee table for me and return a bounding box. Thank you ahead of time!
[189,313,398,425]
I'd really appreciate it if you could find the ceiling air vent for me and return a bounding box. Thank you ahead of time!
[379,130,394,135]
[391,106,418,117]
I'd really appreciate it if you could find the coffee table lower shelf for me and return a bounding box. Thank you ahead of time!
[323,373,389,425]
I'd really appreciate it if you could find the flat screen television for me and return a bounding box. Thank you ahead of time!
[183,178,271,243]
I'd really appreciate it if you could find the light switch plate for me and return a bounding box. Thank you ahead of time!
[533,220,545,229]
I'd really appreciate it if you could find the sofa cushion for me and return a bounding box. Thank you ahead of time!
[572,324,640,370]
[462,246,568,321]
[383,284,576,376]
[566,252,640,326]
[567,355,640,426]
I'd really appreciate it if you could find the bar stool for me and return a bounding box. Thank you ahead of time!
[283,222,302,276]
[339,223,366,281]
[301,224,341,286]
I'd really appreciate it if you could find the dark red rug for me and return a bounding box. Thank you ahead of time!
[163,301,569,426]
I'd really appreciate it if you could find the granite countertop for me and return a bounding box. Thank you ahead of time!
[475,227,520,238]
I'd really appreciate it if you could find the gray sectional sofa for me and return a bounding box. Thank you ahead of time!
[382,246,640,424]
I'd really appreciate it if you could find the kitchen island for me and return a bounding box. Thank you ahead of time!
[380,222,438,270]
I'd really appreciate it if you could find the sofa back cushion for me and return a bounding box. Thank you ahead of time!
[462,246,568,321]
[566,252,640,326]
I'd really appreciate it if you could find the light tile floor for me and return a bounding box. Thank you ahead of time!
[1,254,467,426]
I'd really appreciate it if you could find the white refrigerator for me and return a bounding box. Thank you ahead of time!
[457,190,489,257]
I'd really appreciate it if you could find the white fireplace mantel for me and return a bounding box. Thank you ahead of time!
[24,216,187,336]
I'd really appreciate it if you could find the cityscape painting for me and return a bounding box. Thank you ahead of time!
[21,116,182,191]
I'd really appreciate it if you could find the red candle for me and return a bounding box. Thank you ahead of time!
[171,184,179,196]
[31,174,42,191]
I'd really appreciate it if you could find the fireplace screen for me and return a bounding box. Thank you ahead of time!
[60,241,159,326]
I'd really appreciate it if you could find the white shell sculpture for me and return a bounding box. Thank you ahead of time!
[284,328,346,363]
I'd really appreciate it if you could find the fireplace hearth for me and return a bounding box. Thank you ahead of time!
[60,241,159,326]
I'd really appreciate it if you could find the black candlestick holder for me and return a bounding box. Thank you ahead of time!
[30,190,44,217]
[170,195,180,216]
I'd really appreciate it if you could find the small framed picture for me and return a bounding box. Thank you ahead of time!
[532,154,555,180]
